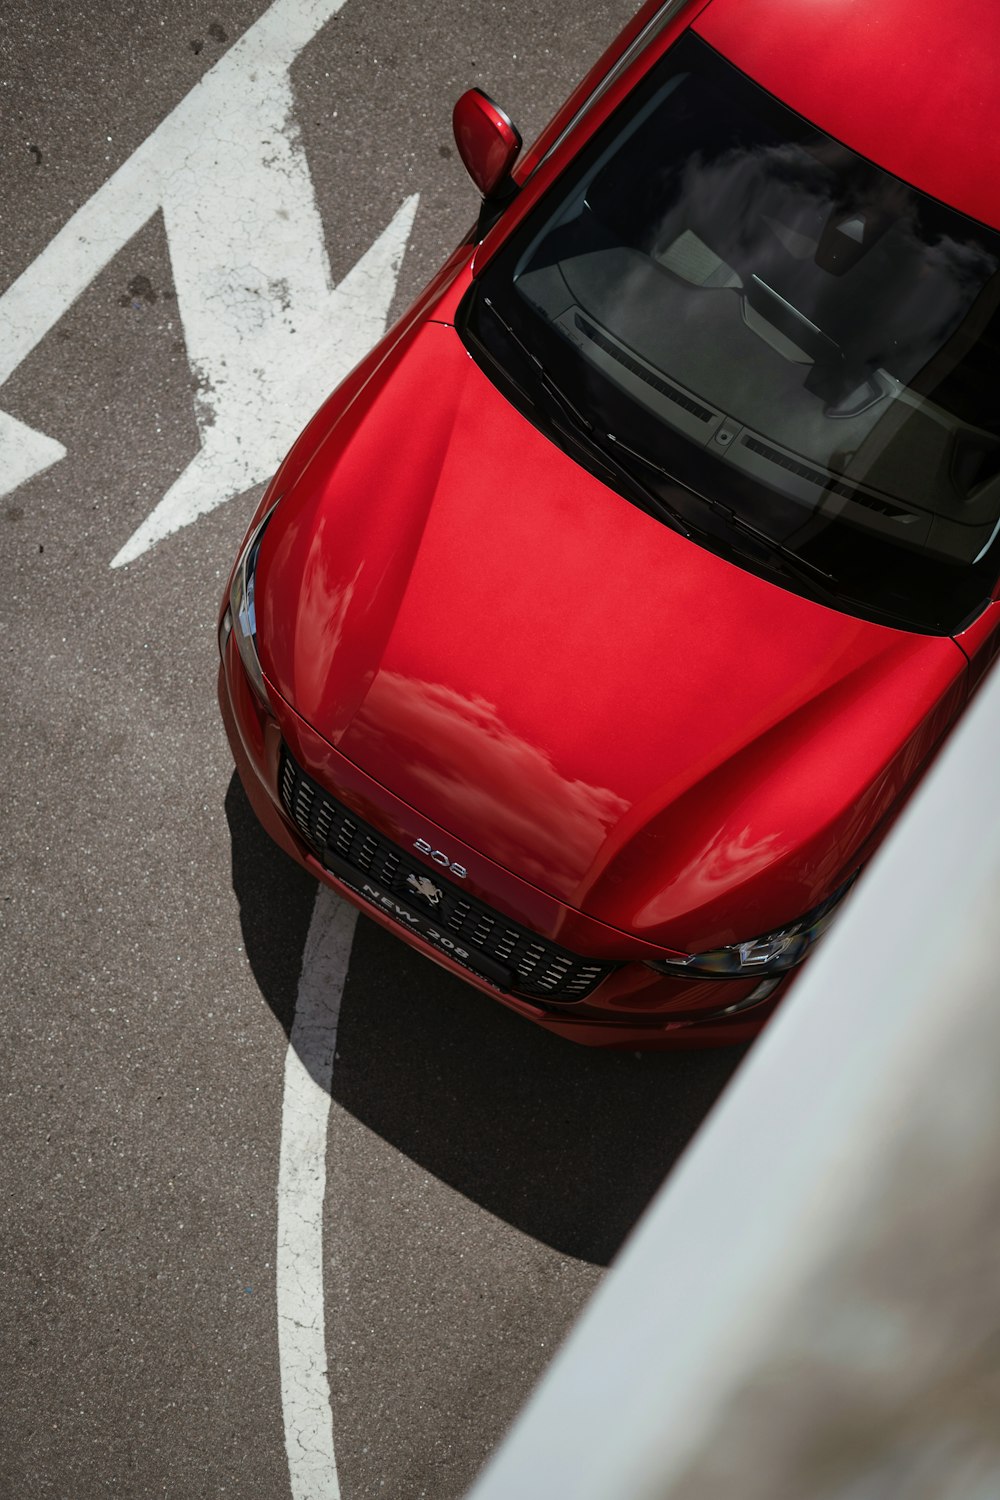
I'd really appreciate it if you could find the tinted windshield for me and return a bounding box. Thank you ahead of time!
[460,33,1000,632]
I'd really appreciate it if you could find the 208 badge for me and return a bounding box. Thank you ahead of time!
[413,838,467,878]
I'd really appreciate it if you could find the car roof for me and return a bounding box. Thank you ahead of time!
[692,0,1000,233]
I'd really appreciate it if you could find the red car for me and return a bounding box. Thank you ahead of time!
[219,0,1000,1047]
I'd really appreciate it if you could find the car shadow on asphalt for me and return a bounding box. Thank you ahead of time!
[226,771,748,1266]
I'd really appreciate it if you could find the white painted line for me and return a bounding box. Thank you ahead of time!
[0,409,65,496]
[277,886,358,1500]
[0,0,419,566]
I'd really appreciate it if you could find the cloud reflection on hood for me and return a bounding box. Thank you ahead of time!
[344,672,631,893]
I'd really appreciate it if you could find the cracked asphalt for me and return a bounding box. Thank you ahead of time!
[0,3,749,1496]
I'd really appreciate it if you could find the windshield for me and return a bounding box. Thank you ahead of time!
[459,33,1000,633]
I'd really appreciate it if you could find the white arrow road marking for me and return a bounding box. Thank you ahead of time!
[278,886,359,1500]
[0,0,419,567]
[0,409,66,495]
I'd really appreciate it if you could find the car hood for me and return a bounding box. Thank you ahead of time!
[256,320,966,949]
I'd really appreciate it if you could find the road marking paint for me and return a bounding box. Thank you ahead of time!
[0,409,66,496]
[0,0,418,567]
[277,885,359,1500]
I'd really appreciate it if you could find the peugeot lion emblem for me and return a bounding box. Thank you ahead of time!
[406,872,443,907]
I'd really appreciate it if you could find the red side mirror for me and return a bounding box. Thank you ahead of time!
[452,89,522,200]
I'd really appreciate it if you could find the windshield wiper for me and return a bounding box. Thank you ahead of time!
[480,296,845,592]
[605,433,844,605]
[482,297,596,435]
[481,297,703,540]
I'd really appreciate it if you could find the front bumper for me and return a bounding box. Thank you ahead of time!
[218,630,787,1048]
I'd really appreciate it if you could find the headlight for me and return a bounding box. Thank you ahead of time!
[226,503,279,706]
[644,877,857,980]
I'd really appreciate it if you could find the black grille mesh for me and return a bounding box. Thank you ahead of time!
[279,750,616,1003]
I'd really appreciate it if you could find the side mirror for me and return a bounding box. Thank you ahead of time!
[452,89,522,202]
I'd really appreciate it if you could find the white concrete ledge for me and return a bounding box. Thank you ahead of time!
[467,662,1000,1500]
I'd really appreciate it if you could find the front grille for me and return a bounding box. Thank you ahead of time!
[279,750,617,1003]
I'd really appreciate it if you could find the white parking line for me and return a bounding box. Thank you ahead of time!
[277,887,358,1500]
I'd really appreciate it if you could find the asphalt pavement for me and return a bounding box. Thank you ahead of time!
[0,4,748,1495]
